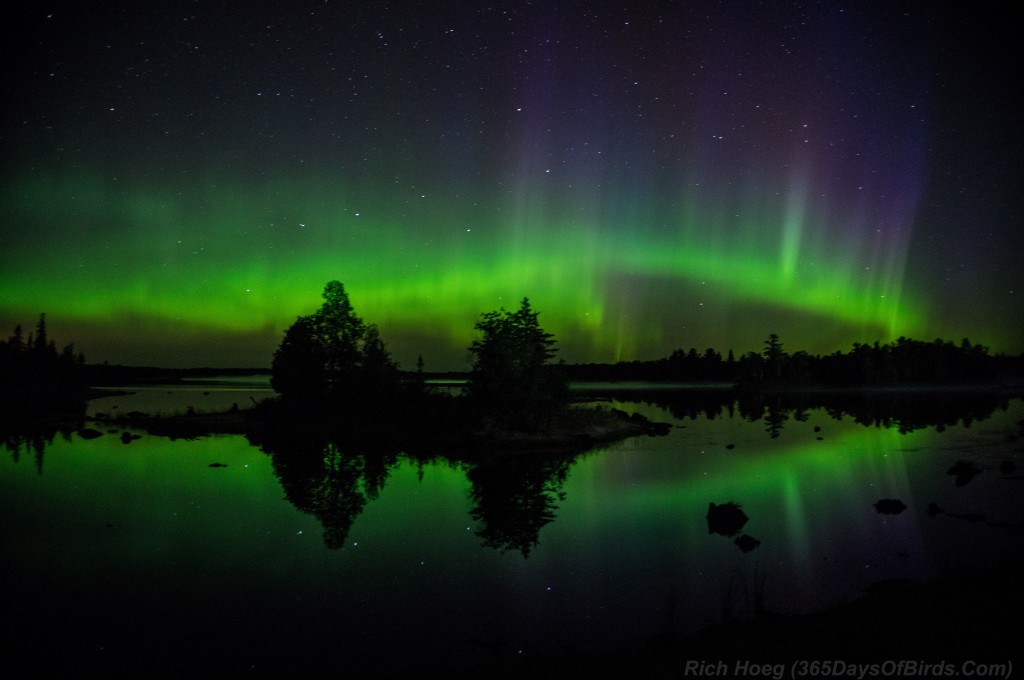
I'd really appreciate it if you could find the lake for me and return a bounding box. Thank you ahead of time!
[3,382,1022,676]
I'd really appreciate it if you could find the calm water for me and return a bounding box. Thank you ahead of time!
[3,385,1022,676]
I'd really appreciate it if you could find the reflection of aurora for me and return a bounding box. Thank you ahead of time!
[550,398,1023,620]
[4,396,1021,674]
[244,391,1021,585]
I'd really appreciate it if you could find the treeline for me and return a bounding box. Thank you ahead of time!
[0,314,87,406]
[564,347,737,382]
[564,335,1023,387]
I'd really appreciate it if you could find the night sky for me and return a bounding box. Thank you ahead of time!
[3,2,1021,370]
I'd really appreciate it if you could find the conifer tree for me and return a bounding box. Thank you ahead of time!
[271,281,398,401]
[467,297,566,430]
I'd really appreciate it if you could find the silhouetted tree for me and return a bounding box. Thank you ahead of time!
[271,281,399,401]
[2,317,88,472]
[270,316,327,397]
[33,314,48,353]
[359,324,400,398]
[786,350,814,386]
[1,314,87,408]
[763,333,787,383]
[8,325,25,353]
[467,297,567,431]
[316,280,367,380]
[736,351,765,385]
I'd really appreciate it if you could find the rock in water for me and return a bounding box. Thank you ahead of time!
[947,460,982,487]
[873,499,908,515]
[707,502,749,536]
[734,534,761,553]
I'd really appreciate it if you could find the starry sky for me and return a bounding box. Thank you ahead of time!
[2,2,1021,370]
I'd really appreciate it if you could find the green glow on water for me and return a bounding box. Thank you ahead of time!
[3,398,1021,672]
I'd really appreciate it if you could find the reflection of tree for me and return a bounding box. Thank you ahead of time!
[732,392,789,438]
[734,390,1014,436]
[252,408,399,550]
[255,395,583,554]
[589,388,736,423]
[254,399,580,555]
[270,443,392,549]
[244,385,1014,553]
[762,402,789,439]
[808,391,1011,434]
[583,389,1013,437]
[1,403,85,474]
[466,452,574,558]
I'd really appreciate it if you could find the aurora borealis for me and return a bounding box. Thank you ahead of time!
[2,3,1021,369]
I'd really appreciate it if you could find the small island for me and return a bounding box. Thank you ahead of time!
[85,281,671,449]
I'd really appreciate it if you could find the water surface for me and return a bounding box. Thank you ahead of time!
[3,388,1021,675]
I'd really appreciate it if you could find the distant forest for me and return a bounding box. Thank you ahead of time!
[561,334,1024,388]
[3,312,1023,399]
[0,314,87,406]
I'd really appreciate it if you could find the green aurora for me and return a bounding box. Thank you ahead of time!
[2,4,1021,369]
[2,167,934,368]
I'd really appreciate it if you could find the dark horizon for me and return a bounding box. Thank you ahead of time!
[31,334,1024,393]
[6,311,1022,379]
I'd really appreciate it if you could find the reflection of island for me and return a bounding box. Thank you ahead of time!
[250,409,400,549]
[250,402,577,554]
[594,388,1017,436]
[269,442,396,549]
[251,386,1022,554]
